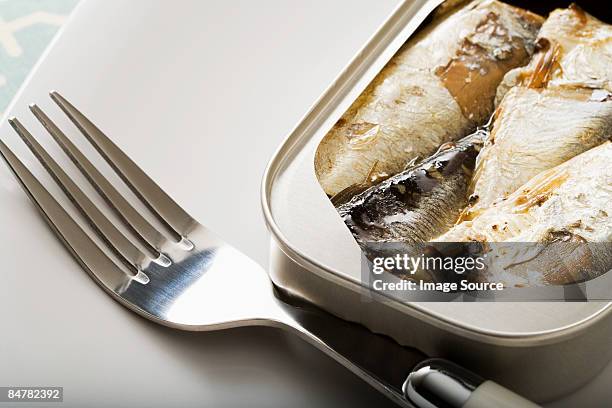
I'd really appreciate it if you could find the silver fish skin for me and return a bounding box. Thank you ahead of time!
[338,131,485,247]
[315,0,542,197]
[467,6,612,216]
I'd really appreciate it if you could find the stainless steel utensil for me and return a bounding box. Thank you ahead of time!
[0,92,537,407]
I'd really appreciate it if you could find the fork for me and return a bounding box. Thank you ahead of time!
[0,91,426,407]
[0,92,538,408]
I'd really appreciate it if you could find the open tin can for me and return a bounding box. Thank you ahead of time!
[262,0,612,402]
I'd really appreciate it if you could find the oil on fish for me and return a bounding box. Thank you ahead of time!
[466,5,612,218]
[436,142,612,286]
[315,0,542,197]
[338,131,485,246]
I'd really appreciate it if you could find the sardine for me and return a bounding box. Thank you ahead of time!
[314,0,542,197]
[436,142,612,244]
[338,131,485,247]
[437,142,612,286]
[466,6,612,217]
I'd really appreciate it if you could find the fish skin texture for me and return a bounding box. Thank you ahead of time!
[437,142,612,243]
[437,142,612,286]
[469,6,612,215]
[315,0,542,197]
[468,87,612,214]
[338,132,484,246]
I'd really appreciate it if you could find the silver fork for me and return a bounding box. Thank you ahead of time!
[0,91,424,407]
[0,92,539,408]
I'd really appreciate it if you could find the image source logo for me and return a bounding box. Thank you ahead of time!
[359,241,612,302]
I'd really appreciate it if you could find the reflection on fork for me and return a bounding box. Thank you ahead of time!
[0,92,425,408]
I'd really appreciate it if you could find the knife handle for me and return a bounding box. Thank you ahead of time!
[403,359,540,408]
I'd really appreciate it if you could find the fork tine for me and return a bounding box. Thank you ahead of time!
[9,117,151,273]
[0,138,147,286]
[30,104,172,267]
[50,91,197,243]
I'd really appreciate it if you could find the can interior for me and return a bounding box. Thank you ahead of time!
[265,0,612,336]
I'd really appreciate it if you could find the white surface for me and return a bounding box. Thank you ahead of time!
[0,1,609,407]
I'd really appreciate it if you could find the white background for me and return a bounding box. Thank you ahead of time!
[0,1,609,406]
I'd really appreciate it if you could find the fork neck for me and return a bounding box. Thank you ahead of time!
[260,291,424,408]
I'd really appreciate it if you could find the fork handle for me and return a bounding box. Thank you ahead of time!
[269,298,539,408]
[271,298,421,407]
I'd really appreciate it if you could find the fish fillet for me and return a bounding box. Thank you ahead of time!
[467,6,612,216]
[438,142,612,243]
[436,142,612,286]
[315,0,542,197]
[338,131,484,246]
